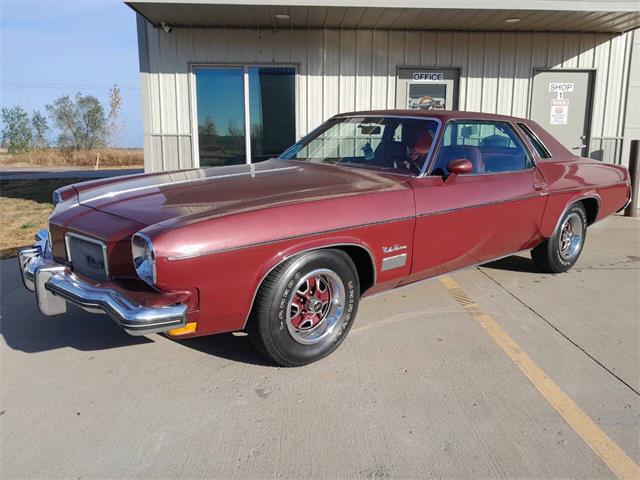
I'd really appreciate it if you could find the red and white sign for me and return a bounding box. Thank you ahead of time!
[550,99,569,125]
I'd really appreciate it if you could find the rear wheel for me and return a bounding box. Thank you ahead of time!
[531,203,587,273]
[247,249,360,367]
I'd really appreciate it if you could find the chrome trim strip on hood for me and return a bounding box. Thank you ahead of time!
[78,165,301,205]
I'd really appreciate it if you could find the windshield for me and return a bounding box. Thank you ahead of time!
[279,116,440,176]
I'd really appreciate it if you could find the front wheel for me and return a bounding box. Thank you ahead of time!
[531,203,587,273]
[247,249,360,367]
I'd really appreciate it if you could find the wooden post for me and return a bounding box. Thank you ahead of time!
[95,151,100,170]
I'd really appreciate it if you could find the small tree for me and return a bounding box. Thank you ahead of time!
[106,84,124,146]
[31,110,49,149]
[199,116,218,146]
[1,106,32,153]
[46,93,107,149]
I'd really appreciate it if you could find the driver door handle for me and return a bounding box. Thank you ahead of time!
[533,182,547,191]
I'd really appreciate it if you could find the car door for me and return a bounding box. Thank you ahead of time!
[402,119,547,285]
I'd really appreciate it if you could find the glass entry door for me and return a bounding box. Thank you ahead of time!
[195,67,246,167]
[194,65,296,167]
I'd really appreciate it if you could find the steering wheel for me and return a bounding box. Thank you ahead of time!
[387,155,422,175]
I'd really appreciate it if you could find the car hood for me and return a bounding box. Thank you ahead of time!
[74,159,410,227]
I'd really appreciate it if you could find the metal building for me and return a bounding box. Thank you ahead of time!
[125,0,640,172]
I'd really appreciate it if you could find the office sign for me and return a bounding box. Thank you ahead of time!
[412,72,444,82]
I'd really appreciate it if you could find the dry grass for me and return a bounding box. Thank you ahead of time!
[0,178,87,259]
[0,148,143,168]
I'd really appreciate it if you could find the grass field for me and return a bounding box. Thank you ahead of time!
[0,178,86,259]
[0,148,143,169]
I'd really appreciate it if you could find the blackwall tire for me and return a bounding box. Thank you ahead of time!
[531,203,588,273]
[247,249,360,367]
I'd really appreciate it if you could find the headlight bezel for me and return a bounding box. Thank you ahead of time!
[51,186,79,215]
[131,232,157,287]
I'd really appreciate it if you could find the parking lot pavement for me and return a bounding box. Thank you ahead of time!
[1,215,638,479]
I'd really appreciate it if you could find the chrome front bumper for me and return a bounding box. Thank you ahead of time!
[18,230,187,336]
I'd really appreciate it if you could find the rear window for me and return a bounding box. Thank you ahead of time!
[517,122,551,159]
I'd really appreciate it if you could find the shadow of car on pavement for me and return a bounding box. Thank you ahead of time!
[1,253,538,363]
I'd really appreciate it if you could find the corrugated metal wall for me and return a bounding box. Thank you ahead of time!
[137,15,634,171]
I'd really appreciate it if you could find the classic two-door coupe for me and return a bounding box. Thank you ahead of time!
[19,111,631,366]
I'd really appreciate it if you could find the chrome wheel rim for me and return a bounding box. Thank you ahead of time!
[285,269,345,345]
[559,213,584,261]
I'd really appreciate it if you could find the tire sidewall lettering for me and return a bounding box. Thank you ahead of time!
[271,253,360,357]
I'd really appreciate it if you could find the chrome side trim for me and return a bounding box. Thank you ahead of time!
[168,216,413,261]
[241,242,377,330]
[381,253,407,272]
[65,232,110,277]
[417,192,546,218]
[365,249,531,301]
[548,181,627,196]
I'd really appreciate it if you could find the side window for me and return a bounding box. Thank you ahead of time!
[517,122,552,159]
[430,121,532,175]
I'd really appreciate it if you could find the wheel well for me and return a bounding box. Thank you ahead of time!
[579,197,599,225]
[332,245,375,295]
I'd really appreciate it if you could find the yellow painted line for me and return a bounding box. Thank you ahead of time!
[439,275,640,480]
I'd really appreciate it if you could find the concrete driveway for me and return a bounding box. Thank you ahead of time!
[1,215,638,479]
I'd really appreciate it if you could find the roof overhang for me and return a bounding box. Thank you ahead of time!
[125,0,640,33]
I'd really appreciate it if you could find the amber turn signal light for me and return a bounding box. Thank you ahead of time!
[167,322,197,336]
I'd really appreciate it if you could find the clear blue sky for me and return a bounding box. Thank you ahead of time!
[1,0,142,147]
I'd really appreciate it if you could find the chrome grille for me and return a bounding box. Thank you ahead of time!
[66,234,109,282]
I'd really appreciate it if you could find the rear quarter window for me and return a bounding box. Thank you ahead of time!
[517,122,552,159]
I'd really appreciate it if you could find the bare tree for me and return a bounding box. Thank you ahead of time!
[106,84,124,146]
[228,118,242,137]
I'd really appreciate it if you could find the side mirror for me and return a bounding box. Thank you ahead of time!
[444,159,473,184]
[447,159,473,175]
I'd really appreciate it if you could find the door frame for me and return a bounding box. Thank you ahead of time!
[395,66,461,111]
[528,68,596,157]
[189,63,299,167]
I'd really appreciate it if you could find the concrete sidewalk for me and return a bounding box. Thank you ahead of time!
[1,215,638,479]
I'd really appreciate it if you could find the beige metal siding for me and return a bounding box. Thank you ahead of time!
[137,16,635,170]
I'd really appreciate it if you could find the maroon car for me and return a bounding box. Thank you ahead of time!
[19,111,631,366]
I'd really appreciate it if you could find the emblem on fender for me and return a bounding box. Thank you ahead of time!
[382,244,407,254]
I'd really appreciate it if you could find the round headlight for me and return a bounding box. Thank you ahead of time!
[132,233,156,286]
